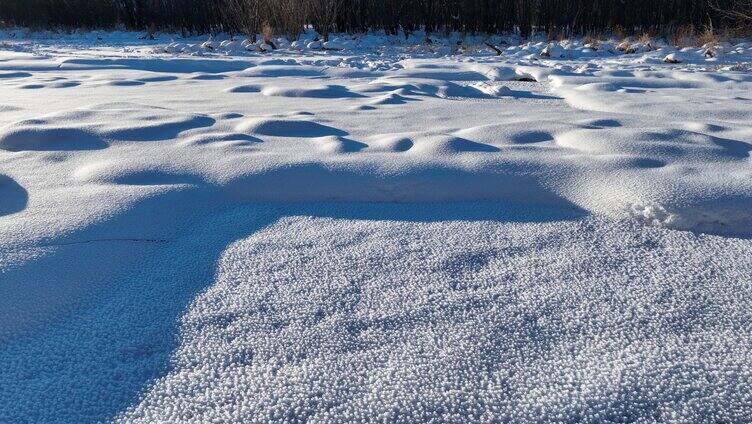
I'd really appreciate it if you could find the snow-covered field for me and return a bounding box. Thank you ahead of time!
[1,30,752,422]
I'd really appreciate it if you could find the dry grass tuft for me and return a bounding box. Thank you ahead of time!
[583,33,601,49]
[611,25,626,41]
[697,26,718,46]
[672,24,697,48]
[261,22,274,43]
[637,31,653,45]
[546,27,565,42]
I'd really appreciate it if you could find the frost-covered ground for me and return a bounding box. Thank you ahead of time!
[1,30,752,422]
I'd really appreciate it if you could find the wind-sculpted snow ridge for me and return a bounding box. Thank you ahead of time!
[0,33,752,422]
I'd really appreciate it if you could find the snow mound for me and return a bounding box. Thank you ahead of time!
[314,136,368,154]
[469,82,513,97]
[239,64,322,78]
[455,123,562,146]
[260,84,363,99]
[367,91,415,105]
[411,134,500,154]
[664,52,685,63]
[367,134,415,152]
[225,84,262,93]
[236,118,347,138]
[74,161,205,186]
[0,124,107,151]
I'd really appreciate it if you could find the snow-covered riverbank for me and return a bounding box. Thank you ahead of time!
[1,31,751,422]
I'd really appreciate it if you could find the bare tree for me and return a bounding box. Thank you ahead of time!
[224,0,262,40]
[309,0,345,41]
[269,0,308,41]
[715,0,752,23]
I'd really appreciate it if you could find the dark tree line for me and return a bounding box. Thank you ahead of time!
[0,0,748,38]
[0,1,225,34]
[337,0,741,37]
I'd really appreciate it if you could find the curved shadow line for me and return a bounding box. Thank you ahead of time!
[0,175,28,217]
[0,181,585,423]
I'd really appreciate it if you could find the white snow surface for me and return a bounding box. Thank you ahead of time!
[1,30,752,422]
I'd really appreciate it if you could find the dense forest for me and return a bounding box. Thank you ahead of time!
[0,0,749,39]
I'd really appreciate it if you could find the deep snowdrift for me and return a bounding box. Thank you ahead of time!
[0,31,751,422]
